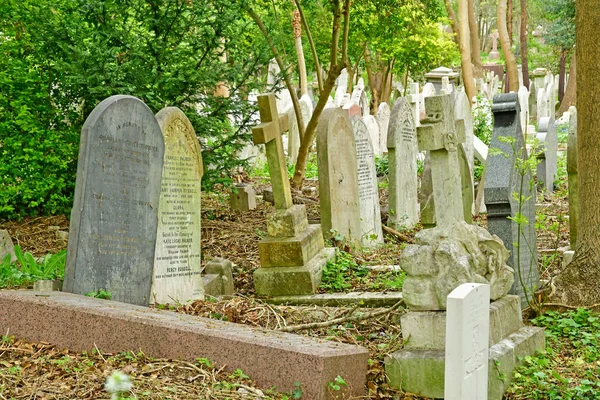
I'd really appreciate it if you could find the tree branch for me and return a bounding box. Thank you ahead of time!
[246,6,304,138]
[293,0,324,93]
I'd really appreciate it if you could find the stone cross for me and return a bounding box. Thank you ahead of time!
[444,283,490,400]
[252,93,292,210]
[417,95,465,228]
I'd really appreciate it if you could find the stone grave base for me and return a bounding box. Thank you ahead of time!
[255,205,336,296]
[384,295,545,399]
[267,291,404,307]
[254,247,335,296]
[0,291,368,400]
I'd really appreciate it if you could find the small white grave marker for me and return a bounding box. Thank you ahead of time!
[444,283,490,400]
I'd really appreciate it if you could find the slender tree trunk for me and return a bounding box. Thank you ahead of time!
[458,0,477,101]
[520,0,530,89]
[292,0,350,188]
[551,1,600,306]
[468,0,483,78]
[558,49,576,115]
[443,0,461,46]
[292,10,308,96]
[558,50,566,103]
[507,0,513,46]
[497,0,519,91]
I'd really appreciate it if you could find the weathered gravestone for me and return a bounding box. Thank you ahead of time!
[334,68,349,107]
[408,82,421,127]
[387,97,419,230]
[351,118,384,247]
[152,107,203,305]
[567,106,578,248]
[252,94,334,296]
[419,95,473,227]
[64,95,164,306]
[489,31,500,60]
[376,102,391,153]
[484,93,539,304]
[317,109,362,244]
[518,86,529,135]
[536,116,558,192]
[445,283,490,400]
[529,81,537,121]
[0,230,16,263]
[230,183,257,211]
[287,94,313,164]
[363,115,381,155]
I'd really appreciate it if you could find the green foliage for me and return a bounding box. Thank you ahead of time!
[328,375,347,392]
[508,309,600,399]
[375,155,388,177]
[368,270,405,291]
[0,246,65,288]
[85,289,112,300]
[543,0,576,52]
[0,0,273,218]
[472,96,493,145]
[320,250,368,292]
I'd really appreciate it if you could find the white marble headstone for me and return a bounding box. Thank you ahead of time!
[444,283,490,400]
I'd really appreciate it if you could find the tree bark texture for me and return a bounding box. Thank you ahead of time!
[468,0,483,78]
[552,2,600,306]
[497,0,519,91]
[458,0,477,101]
[292,10,308,96]
[443,0,461,46]
[558,50,576,115]
[507,0,513,46]
[520,0,530,89]
[558,50,566,103]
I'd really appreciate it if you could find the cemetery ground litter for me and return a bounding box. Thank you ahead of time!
[0,173,572,399]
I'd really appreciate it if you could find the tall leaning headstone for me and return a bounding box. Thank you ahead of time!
[317,109,362,243]
[152,107,204,304]
[484,93,539,304]
[351,118,384,246]
[64,95,165,306]
[387,97,419,230]
[567,106,578,248]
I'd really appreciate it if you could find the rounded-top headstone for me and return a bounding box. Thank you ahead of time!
[152,107,204,305]
[64,95,165,306]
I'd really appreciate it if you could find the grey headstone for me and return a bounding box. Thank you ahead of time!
[484,93,539,304]
[387,97,419,230]
[152,107,204,305]
[317,108,361,243]
[536,116,558,192]
[351,118,383,247]
[376,103,391,153]
[64,95,165,306]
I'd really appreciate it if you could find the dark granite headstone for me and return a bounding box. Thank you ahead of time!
[64,95,164,306]
[484,93,539,304]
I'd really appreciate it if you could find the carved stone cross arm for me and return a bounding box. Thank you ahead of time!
[252,93,293,210]
[418,95,460,153]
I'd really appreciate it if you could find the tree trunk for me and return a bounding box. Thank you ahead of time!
[520,0,530,89]
[551,1,600,306]
[507,0,513,46]
[558,50,566,103]
[558,49,576,115]
[497,0,519,92]
[292,10,308,96]
[458,0,477,101]
[468,0,483,79]
[443,0,461,46]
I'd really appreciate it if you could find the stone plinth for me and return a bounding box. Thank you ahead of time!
[230,184,257,211]
[424,67,460,94]
[0,291,368,400]
[254,205,334,296]
[385,295,545,399]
